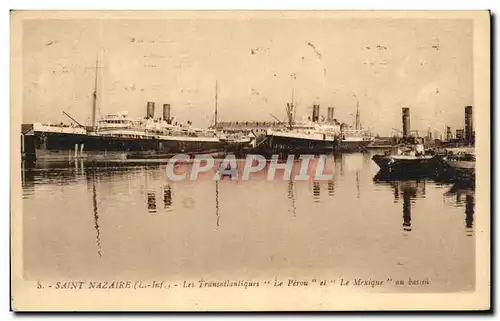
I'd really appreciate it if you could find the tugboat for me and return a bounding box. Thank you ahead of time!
[372,107,436,174]
[372,138,436,173]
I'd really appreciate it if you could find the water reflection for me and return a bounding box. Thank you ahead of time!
[396,181,426,233]
[147,191,157,214]
[342,153,364,173]
[215,180,220,229]
[313,181,321,203]
[335,154,343,177]
[374,168,476,236]
[21,162,35,199]
[402,186,413,232]
[373,171,427,233]
[287,179,297,216]
[356,171,360,199]
[91,172,102,258]
[444,181,475,236]
[74,160,84,175]
[21,156,476,255]
[466,194,474,235]
[327,180,335,196]
[146,185,174,214]
[163,185,172,210]
[21,154,476,291]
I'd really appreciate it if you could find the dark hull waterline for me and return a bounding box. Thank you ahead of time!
[265,134,372,153]
[372,154,437,174]
[23,132,249,161]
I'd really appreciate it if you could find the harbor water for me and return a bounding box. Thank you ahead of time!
[21,152,475,292]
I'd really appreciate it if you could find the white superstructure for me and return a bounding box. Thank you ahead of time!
[96,111,221,142]
[32,123,87,135]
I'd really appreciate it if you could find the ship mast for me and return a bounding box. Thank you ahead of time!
[214,80,218,128]
[285,88,295,129]
[355,101,360,130]
[91,53,99,132]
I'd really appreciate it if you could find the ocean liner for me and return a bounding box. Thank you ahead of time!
[264,100,374,153]
[23,106,230,162]
[21,60,252,162]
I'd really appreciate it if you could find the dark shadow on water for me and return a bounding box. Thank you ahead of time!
[88,169,102,258]
[373,170,427,233]
[373,169,434,183]
[163,185,172,210]
[374,169,476,235]
[147,190,157,214]
[444,181,476,236]
[312,181,320,203]
[356,171,360,199]
[287,179,297,217]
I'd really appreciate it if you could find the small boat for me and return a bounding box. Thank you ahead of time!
[442,148,475,176]
[372,142,436,173]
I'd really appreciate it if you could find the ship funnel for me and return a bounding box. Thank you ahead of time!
[312,105,320,122]
[163,104,171,123]
[146,101,155,119]
[327,107,334,122]
[465,105,473,142]
[402,107,410,138]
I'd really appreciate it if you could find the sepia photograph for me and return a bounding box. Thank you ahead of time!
[10,10,490,311]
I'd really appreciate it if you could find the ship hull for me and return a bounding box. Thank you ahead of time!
[220,139,254,153]
[265,134,336,153]
[432,151,475,178]
[337,139,373,152]
[372,154,435,174]
[25,131,228,161]
[265,133,373,153]
[445,160,475,175]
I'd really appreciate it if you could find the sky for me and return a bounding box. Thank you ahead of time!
[22,16,473,136]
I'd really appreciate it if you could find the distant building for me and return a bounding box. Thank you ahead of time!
[446,126,453,141]
[456,129,465,140]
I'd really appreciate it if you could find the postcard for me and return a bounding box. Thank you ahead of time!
[10,10,490,311]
